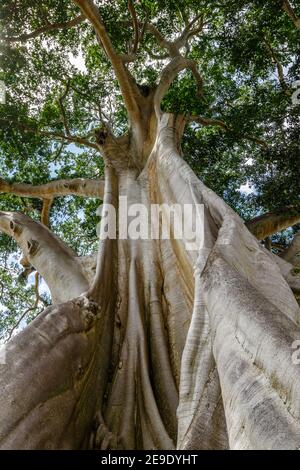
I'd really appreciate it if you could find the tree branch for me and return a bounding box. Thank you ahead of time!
[246,205,300,240]
[188,115,268,149]
[120,13,206,118]
[0,177,99,294]
[282,0,300,28]
[0,117,98,150]
[3,14,85,43]
[18,197,54,273]
[0,294,107,450]
[73,0,141,122]
[143,46,169,60]
[241,134,268,149]
[58,81,71,136]
[40,129,98,149]
[0,211,89,303]
[0,177,104,200]
[128,0,139,53]
[136,13,204,57]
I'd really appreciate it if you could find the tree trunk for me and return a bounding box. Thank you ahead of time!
[1,112,300,450]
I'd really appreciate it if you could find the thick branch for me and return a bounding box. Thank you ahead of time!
[58,81,71,136]
[19,198,53,270]
[136,13,204,57]
[282,0,300,28]
[246,205,300,240]
[154,56,203,115]
[242,134,268,149]
[128,0,139,53]
[41,199,53,227]
[144,23,169,50]
[180,14,205,43]
[73,0,141,121]
[3,14,85,43]
[0,211,89,302]
[0,177,103,275]
[0,177,104,200]
[40,129,98,149]
[0,295,108,449]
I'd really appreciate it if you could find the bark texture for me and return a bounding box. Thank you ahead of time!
[1,113,300,450]
[0,211,89,302]
[246,206,300,241]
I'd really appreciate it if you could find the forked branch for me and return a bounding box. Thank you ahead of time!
[0,211,89,303]
[139,13,205,57]
[282,0,300,28]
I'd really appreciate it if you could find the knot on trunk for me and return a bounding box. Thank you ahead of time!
[137,83,151,97]
[9,220,22,236]
[91,411,118,450]
[27,239,39,256]
[95,127,108,146]
[75,296,101,331]
[0,177,9,192]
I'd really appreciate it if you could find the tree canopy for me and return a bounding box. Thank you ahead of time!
[0,0,299,340]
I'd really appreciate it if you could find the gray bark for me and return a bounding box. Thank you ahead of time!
[0,113,300,450]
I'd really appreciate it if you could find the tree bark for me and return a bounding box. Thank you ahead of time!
[246,206,300,240]
[0,211,89,302]
[1,112,300,450]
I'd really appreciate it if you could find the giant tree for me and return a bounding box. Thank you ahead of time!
[0,0,300,450]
